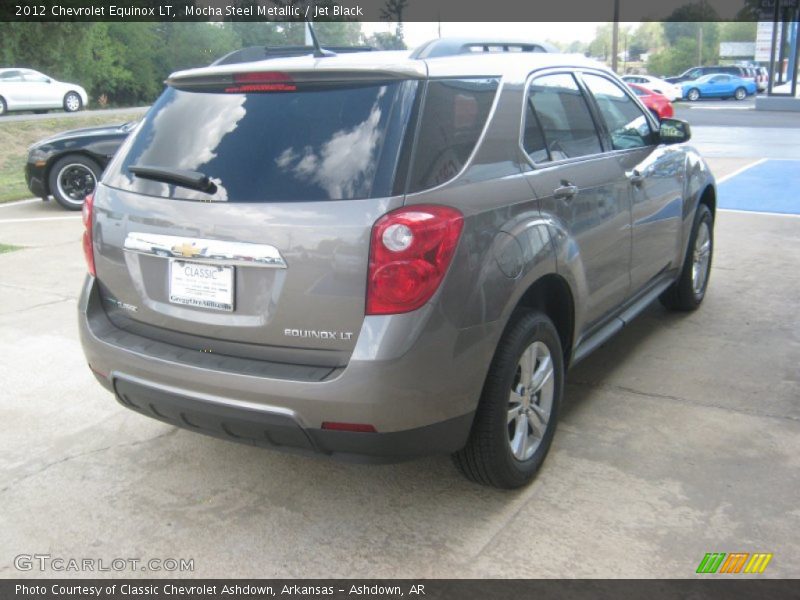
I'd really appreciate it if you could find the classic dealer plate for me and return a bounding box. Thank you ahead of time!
[168,260,234,312]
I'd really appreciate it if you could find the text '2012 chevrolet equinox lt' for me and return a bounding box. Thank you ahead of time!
[79,40,715,488]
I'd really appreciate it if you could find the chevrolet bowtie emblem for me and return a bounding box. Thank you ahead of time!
[173,242,203,258]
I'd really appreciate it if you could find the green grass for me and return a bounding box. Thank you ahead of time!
[0,110,145,204]
[0,243,22,254]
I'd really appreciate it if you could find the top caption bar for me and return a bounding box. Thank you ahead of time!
[2,0,800,22]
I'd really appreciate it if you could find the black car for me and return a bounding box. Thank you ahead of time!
[25,121,136,210]
[665,65,754,85]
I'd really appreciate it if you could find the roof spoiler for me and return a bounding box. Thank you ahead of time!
[212,45,374,66]
[410,38,557,59]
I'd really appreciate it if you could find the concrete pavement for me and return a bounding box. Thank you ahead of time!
[0,159,798,578]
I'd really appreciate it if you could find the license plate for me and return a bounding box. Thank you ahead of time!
[168,260,234,312]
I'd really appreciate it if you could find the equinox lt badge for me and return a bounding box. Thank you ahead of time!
[284,329,354,341]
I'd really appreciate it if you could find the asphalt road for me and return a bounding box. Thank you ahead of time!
[0,106,149,123]
[674,97,800,128]
[672,99,800,159]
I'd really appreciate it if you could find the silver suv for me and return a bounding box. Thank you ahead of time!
[79,42,715,488]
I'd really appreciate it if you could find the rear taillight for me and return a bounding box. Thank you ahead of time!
[82,193,95,276]
[366,205,464,315]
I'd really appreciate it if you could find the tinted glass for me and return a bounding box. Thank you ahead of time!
[0,70,22,81]
[106,81,417,202]
[525,73,602,162]
[582,74,655,150]
[407,78,499,193]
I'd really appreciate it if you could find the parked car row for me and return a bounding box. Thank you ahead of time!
[0,68,88,115]
[624,64,764,102]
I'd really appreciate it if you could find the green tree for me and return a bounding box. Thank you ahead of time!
[647,38,700,77]
[365,31,406,50]
[720,21,757,43]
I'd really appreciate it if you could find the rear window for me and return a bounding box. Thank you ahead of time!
[406,78,499,193]
[105,80,418,202]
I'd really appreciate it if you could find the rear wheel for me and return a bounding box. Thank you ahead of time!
[660,203,713,311]
[0,96,7,116]
[686,88,701,101]
[734,87,747,100]
[48,155,101,210]
[63,91,82,112]
[453,311,563,488]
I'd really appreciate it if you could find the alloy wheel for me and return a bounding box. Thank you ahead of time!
[507,341,555,461]
[692,220,712,296]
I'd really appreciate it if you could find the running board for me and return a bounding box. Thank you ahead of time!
[570,277,674,367]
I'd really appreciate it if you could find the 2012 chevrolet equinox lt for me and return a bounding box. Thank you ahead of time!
[79,41,715,488]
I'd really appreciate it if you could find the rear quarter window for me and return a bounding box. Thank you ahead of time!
[405,78,499,193]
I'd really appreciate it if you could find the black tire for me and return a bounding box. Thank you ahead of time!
[660,203,714,311]
[687,88,700,102]
[48,155,101,210]
[0,96,7,116]
[63,91,82,112]
[453,311,564,489]
[734,87,747,101]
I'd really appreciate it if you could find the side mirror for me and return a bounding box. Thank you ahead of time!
[659,118,691,144]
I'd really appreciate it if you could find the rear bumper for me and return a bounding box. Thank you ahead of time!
[78,276,490,459]
[113,375,473,462]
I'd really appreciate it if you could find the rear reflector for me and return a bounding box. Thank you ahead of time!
[82,193,95,276]
[321,422,377,433]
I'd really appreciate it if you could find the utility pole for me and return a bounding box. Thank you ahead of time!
[611,0,620,72]
[697,24,703,65]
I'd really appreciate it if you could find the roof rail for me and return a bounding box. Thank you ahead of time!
[410,38,557,59]
[212,45,374,66]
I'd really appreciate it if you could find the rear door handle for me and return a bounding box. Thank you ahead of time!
[626,169,645,185]
[553,184,578,200]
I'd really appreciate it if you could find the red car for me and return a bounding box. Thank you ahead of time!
[628,83,674,120]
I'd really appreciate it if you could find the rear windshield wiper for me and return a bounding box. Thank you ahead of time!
[129,165,217,194]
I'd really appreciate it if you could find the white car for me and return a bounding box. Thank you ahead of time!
[621,74,682,102]
[0,68,88,116]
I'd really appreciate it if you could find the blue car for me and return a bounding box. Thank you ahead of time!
[682,73,757,101]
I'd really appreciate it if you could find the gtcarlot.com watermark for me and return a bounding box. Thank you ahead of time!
[14,553,194,573]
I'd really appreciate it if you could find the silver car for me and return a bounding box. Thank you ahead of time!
[79,42,715,488]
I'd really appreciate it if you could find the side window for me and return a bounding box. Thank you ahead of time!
[0,70,22,81]
[22,70,49,83]
[407,78,499,193]
[523,73,603,162]
[689,69,703,79]
[581,73,656,151]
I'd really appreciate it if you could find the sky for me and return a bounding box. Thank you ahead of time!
[361,22,611,49]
